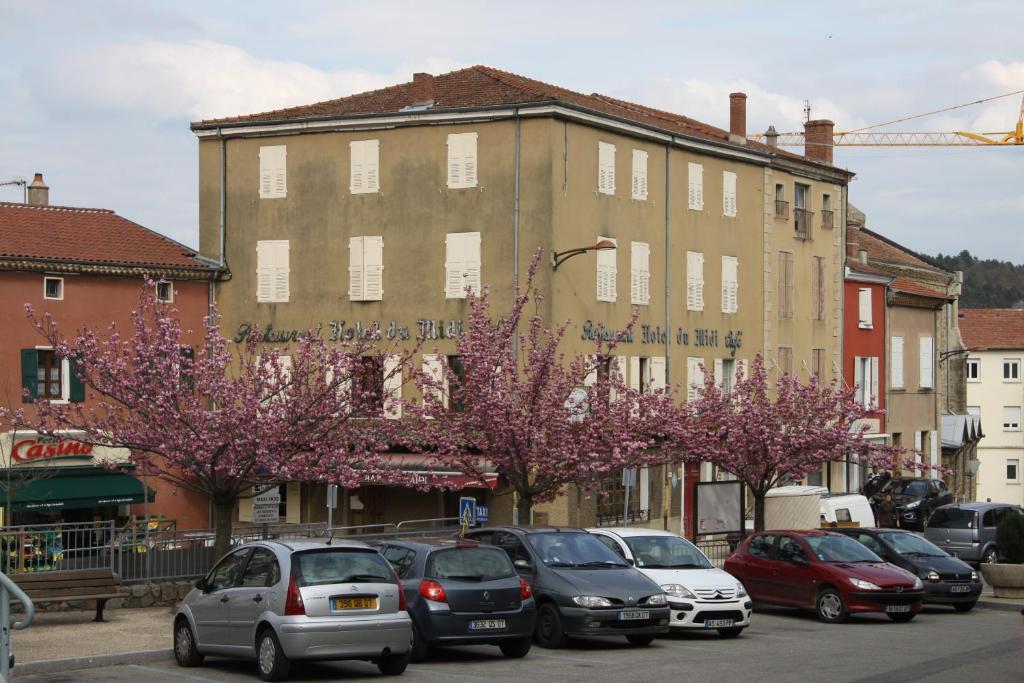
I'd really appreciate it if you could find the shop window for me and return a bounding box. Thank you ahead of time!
[597,469,643,525]
[43,276,63,300]
[21,348,83,402]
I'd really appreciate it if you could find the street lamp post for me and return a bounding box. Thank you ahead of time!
[551,240,616,271]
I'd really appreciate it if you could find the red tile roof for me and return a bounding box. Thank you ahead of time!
[855,226,940,271]
[890,277,949,300]
[0,202,216,271]
[192,65,841,171]
[959,309,1024,350]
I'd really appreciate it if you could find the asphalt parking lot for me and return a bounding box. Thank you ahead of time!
[18,605,1023,682]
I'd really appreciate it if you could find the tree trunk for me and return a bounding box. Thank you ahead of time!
[753,493,766,532]
[213,499,235,559]
[516,493,532,526]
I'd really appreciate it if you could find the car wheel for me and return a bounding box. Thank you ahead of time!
[625,634,655,646]
[816,588,848,624]
[499,637,532,658]
[981,547,999,564]
[717,627,744,638]
[377,652,410,676]
[409,622,429,663]
[173,619,203,667]
[953,601,977,613]
[534,603,567,649]
[887,611,916,623]
[256,628,290,682]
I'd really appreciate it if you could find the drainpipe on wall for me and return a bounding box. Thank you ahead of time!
[663,143,674,534]
[218,128,227,268]
[512,109,521,361]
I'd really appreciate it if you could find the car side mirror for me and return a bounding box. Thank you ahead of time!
[791,554,808,565]
[194,578,208,592]
[626,558,635,566]
[513,559,532,571]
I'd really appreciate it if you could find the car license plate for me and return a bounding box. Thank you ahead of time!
[469,619,506,631]
[884,604,911,613]
[331,597,377,610]
[950,585,972,593]
[705,619,735,628]
[617,610,650,621]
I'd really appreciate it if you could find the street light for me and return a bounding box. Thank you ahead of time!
[551,240,616,271]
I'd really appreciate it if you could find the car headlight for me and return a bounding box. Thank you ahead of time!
[736,581,748,598]
[644,593,668,606]
[904,500,921,509]
[660,584,696,600]
[849,578,881,590]
[971,571,980,583]
[923,571,940,583]
[912,577,923,590]
[572,595,613,608]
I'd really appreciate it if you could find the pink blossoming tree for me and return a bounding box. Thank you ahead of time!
[25,286,412,556]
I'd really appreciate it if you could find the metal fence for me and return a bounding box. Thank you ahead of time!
[696,539,735,568]
[1,521,116,575]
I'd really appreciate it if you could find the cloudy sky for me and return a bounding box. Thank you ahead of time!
[1,0,1022,261]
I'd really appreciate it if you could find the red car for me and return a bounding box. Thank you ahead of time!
[724,530,924,623]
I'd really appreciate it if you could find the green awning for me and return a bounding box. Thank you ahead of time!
[8,473,155,512]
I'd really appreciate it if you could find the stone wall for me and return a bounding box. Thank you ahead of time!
[13,580,195,614]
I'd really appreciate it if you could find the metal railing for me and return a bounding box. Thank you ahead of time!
[794,208,812,239]
[0,571,35,682]
[774,199,789,220]
[820,209,834,229]
[1,521,116,575]
[696,539,735,568]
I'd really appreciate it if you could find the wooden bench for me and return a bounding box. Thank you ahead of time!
[12,569,127,622]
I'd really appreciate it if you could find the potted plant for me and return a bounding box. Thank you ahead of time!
[979,511,1024,598]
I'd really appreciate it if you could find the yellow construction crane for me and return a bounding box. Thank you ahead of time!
[751,91,1024,147]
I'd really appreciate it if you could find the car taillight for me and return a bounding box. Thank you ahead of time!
[419,579,447,603]
[398,580,408,611]
[519,577,532,601]
[284,574,306,616]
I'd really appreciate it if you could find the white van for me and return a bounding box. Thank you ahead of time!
[820,493,874,527]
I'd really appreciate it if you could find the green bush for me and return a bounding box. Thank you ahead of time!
[996,511,1024,564]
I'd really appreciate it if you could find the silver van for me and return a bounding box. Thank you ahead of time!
[924,503,1024,565]
[174,540,412,680]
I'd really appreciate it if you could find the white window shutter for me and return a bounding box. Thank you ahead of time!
[598,142,615,195]
[611,356,627,401]
[257,240,289,302]
[870,357,879,406]
[256,242,273,302]
[854,356,864,403]
[447,133,477,189]
[695,252,705,310]
[631,242,649,305]
[858,288,872,327]
[445,232,481,298]
[384,354,402,419]
[584,354,597,387]
[687,251,705,311]
[631,149,648,200]
[365,139,380,192]
[348,237,364,301]
[463,133,478,188]
[650,357,666,392]
[259,145,286,199]
[920,336,934,389]
[350,140,380,194]
[687,357,703,401]
[596,236,617,302]
[891,336,904,388]
[628,357,641,391]
[464,232,481,294]
[723,171,737,217]
[721,255,738,314]
[447,134,462,188]
[422,354,446,410]
[688,162,703,210]
[714,359,724,388]
[349,141,364,194]
[363,236,384,301]
[273,241,289,302]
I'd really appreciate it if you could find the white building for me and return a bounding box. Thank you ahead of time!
[961,309,1024,505]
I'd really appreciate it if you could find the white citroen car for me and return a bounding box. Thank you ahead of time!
[587,528,751,637]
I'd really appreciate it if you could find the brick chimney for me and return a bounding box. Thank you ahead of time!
[804,119,834,164]
[27,173,49,206]
[846,223,860,260]
[729,92,747,144]
[411,72,434,105]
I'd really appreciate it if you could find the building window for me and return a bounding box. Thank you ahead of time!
[721,255,738,314]
[1008,459,1020,482]
[447,132,478,189]
[778,347,793,376]
[630,241,649,305]
[919,336,934,389]
[687,162,703,210]
[811,256,825,321]
[966,358,980,381]
[353,356,385,417]
[811,348,825,379]
[858,287,873,328]
[21,348,83,403]
[36,349,62,400]
[596,236,618,302]
[598,142,616,195]
[631,149,647,200]
[1004,358,1020,381]
[446,355,466,412]
[350,139,380,194]
[687,357,705,401]
[444,232,481,299]
[721,358,735,394]
[890,336,905,389]
[687,251,704,311]
[854,356,878,408]
[778,251,794,318]
[794,183,811,239]
[258,145,287,199]
[348,236,384,301]
[43,276,63,300]
[256,240,290,303]
[821,193,834,229]
[1003,406,1022,431]
[722,171,737,217]
[774,183,788,219]
[155,281,173,303]
[636,357,651,394]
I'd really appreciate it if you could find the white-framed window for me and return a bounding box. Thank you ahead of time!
[687,357,704,402]
[630,241,650,305]
[721,255,738,314]
[1008,459,1020,482]
[1003,358,1021,382]
[811,348,825,378]
[686,251,704,311]
[155,281,173,303]
[256,240,290,303]
[1003,406,1021,431]
[687,162,703,210]
[348,236,384,301]
[919,336,934,389]
[596,236,618,302]
[718,358,735,394]
[631,149,648,200]
[446,132,478,189]
[349,139,380,194]
[444,232,481,298]
[722,170,737,217]
[629,356,652,394]
[966,358,980,382]
[598,142,616,195]
[259,145,287,199]
[854,356,879,408]
[22,347,77,403]
[43,276,63,301]
[858,288,873,328]
[890,336,905,389]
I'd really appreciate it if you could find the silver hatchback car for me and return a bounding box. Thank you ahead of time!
[174,540,412,680]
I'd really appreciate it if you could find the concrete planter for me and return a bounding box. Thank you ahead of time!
[979,563,1024,598]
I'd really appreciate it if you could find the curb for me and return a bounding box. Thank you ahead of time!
[14,649,173,676]
[974,598,1024,613]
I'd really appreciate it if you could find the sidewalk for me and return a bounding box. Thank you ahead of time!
[977,586,1024,612]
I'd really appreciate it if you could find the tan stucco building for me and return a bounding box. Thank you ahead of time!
[191,66,852,535]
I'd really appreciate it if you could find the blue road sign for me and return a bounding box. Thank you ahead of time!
[459,496,477,527]
[476,505,489,525]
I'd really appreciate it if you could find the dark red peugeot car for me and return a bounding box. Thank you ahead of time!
[724,530,924,623]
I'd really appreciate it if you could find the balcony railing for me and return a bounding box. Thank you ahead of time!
[794,208,812,239]
[774,199,789,220]
[821,209,835,229]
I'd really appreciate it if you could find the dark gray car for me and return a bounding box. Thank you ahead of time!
[464,526,670,648]
[924,503,1024,564]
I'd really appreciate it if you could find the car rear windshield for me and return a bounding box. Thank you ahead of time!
[624,535,712,569]
[928,508,976,529]
[426,547,516,581]
[291,549,396,587]
[804,535,882,563]
[526,532,629,568]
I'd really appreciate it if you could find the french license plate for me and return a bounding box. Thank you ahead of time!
[331,597,377,610]
[469,618,506,631]
[884,604,911,613]
[950,585,972,593]
[617,610,650,621]
[705,619,735,628]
